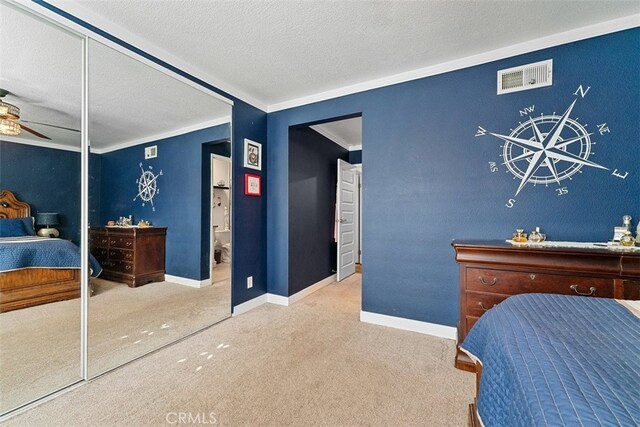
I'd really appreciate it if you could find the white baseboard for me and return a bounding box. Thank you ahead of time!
[267,274,337,307]
[360,310,457,340]
[165,274,212,288]
[289,274,337,304]
[266,293,290,306]
[233,294,268,316]
[233,274,338,313]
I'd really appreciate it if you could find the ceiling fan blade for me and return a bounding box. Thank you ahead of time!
[21,120,80,133]
[20,124,51,140]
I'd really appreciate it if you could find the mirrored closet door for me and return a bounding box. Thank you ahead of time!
[0,2,84,414]
[1,3,234,415]
[87,39,233,377]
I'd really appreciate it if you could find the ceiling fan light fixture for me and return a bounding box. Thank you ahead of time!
[0,101,20,120]
[0,118,21,136]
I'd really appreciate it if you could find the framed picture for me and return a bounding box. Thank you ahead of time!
[243,138,262,170]
[244,173,261,196]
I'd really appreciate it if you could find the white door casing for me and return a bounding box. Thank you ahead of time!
[337,159,356,281]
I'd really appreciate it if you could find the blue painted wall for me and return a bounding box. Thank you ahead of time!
[288,127,348,296]
[349,150,362,165]
[231,100,268,307]
[89,152,102,227]
[96,125,230,280]
[268,28,640,326]
[0,141,81,243]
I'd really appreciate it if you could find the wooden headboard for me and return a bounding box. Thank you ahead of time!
[0,190,31,218]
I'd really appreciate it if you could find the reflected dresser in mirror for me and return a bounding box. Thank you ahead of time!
[89,226,166,287]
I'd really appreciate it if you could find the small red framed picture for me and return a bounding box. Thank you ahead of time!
[244,173,261,196]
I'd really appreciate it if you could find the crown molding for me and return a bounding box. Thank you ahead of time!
[0,136,80,152]
[309,125,352,150]
[267,14,640,112]
[16,1,638,116]
[16,0,266,111]
[91,116,231,154]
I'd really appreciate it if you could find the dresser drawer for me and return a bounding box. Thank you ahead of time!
[109,237,134,249]
[466,316,480,332]
[90,235,109,248]
[109,248,134,261]
[466,268,614,297]
[109,260,133,274]
[466,292,509,317]
[91,247,109,263]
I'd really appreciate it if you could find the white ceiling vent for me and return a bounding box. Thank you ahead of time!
[497,59,552,95]
[145,145,158,159]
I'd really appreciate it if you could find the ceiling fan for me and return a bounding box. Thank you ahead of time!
[0,88,79,140]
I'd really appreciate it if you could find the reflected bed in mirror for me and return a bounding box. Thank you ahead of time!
[86,39,233,377]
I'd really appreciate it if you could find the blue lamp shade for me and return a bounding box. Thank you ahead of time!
[36,213,59,227]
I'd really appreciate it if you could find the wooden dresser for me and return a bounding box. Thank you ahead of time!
[90,226,167,287]
[452,240,640,372]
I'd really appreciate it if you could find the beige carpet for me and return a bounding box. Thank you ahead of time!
[5,274,475,426]
[1,277,230,414]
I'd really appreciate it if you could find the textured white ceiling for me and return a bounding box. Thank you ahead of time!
[1,2,230,151]
[88,40,230,150]
[51,0,640,108]
[1,2,83,148]
[311,117,362,150]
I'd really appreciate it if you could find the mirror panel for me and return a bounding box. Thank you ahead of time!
[0,2,83,414]
[87,39,232,377]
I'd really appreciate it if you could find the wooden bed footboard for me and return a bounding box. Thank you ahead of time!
[468,362,482,426]
[0,268,82,313]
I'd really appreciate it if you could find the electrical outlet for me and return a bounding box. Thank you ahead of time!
[247,276,253,289]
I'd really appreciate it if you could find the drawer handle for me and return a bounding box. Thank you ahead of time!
[478,276,497,286]
[570,284,596,296]
[125,265,132,271]
[477,301,495,311]
[530,274,536,280]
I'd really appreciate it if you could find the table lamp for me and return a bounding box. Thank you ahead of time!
[36,212,60,237]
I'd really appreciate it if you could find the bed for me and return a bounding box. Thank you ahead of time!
[0,190,101,312]
[460,293,640,426]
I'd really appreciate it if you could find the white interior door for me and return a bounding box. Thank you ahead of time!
[337,159,356,281]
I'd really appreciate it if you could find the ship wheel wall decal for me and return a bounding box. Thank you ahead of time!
[474,85,630,209]
[134,162,162,211]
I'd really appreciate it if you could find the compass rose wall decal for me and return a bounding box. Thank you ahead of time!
[475,85,630,209]
[134,162,163,211]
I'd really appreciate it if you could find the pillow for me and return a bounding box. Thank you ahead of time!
[0,217,36,237]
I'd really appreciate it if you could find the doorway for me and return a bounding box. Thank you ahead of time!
[210,154,231,285]
[287,114,362,295]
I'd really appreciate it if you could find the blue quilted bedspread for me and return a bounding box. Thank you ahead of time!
[0,236,102,277]
[461,293,640,427]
